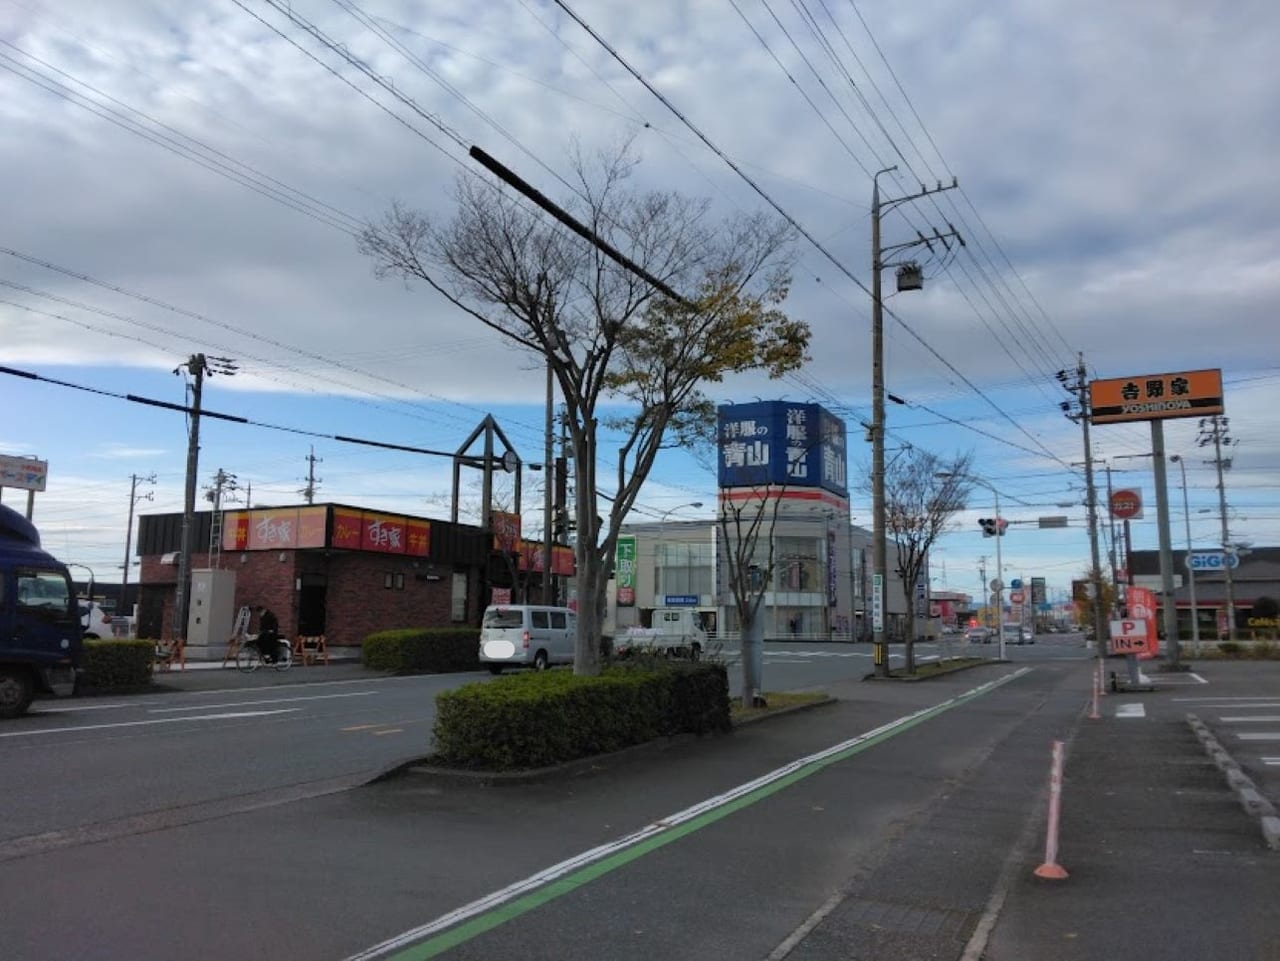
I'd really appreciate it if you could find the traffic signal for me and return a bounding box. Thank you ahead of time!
[978,517,1009,537]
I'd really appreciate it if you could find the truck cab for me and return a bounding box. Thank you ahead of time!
[0,504,83,717]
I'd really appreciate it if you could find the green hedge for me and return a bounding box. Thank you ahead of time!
[79,639,155,693]
[432,662,731,771]
[362,628,480,673]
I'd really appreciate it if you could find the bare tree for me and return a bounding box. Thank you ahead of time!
[863,448,973,674]
[359,145,809,674]
[717,489,785,708]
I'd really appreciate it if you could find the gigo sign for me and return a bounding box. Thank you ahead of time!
[1186,551,1239,571]
[1109,488,1143,521]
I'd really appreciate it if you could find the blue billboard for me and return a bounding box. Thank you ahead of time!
[717,401,848,496]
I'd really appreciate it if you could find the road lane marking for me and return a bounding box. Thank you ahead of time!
[1174,697,1280,704]
[148,691,378,713]
[29,702,135,713]
[0,708,299,738]
[1263,757,1280,766]
[373,728,404,736]
[1235,733,1280,741]
[1115,703,1146,719]
[343,724,384,731]
[344,667,1034,961]
[1219,716,1280,723]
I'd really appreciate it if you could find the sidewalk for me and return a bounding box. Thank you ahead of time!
[148,658,382,693]
[983,675,1280,961]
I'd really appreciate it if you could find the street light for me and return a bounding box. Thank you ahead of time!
[937,472,1005,662]
[1169,455,1200,654]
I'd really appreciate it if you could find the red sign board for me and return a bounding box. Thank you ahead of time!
[1009,590,1025,604]
[332,508,429,556]
[1109,488,1143,521]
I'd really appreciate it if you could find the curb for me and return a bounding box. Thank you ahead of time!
[862,659,1003,682]
[1186,713,1279,852]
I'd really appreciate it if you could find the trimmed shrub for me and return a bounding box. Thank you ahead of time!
[432,662,731,771]
[1217,641,1242,656]
[79,639,154,693]
[362,628,480,673]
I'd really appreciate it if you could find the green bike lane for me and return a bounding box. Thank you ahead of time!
[0,662,1080,961]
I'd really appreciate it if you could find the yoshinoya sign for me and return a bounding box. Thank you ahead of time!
[1088,368,1223,425]
[1109,488,1144,521]
[716,401,848,496]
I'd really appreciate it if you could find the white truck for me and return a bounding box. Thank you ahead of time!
[618,607,709,660]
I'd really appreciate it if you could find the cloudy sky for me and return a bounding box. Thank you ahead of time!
[2,0,1277,604]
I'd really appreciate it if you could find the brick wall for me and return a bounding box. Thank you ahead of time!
[139,548,482,648]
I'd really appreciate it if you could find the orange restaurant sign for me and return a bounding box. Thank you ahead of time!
[1088,368,1223,425]
[223,507,327,551]
[332,508,430,556]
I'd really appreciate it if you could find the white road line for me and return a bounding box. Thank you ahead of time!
[1262,757,1280,766]
[1115,703,1146,719]
[148,690,377,713]
[1189,673,1208,684]
[0,708,298,738]
[1235,733,1280,741]
[29,702,135,713]
[1218,716,1280,723]
[1173,697,1280,704]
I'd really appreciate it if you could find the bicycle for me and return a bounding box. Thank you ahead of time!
[235,638,292,673]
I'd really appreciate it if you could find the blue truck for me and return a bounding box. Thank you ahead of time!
[0,503,82,717]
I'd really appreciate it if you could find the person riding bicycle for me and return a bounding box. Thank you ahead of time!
[254,605,282,664]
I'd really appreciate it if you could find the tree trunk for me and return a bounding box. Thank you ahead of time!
[741,612,765,707]
[904,610,917,674]
[575,553,604,675]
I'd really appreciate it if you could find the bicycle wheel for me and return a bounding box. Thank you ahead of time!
[273,642,292,672]
[235,644,261,673]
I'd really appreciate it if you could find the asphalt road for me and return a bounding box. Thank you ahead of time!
[0,656,1092,961]
[0,634,1091,847]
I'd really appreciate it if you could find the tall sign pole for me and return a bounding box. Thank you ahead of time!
[1089,367,1224,671]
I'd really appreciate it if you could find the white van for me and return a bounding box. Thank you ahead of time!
[479,604,577,674]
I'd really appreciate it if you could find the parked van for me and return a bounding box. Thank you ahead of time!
[1,504,82,717]
[479,604,577,674]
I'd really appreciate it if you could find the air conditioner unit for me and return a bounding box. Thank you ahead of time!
[160,552,179,566]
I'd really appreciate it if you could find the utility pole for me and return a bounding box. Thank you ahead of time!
[978,556,988,626]
[206,468,239,568]
[300,446,323,504]
[172,353,236,642]
[543,358,555,604]
[871,166,961,676]
[121,472,155,622]
[1058,356,1107,674]
[1197,415,1237,642]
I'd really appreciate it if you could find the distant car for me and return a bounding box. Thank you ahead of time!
[78,601,113,639]
[1003,624,1035,645]
[965,626,994,644]
[941,624,962,636]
